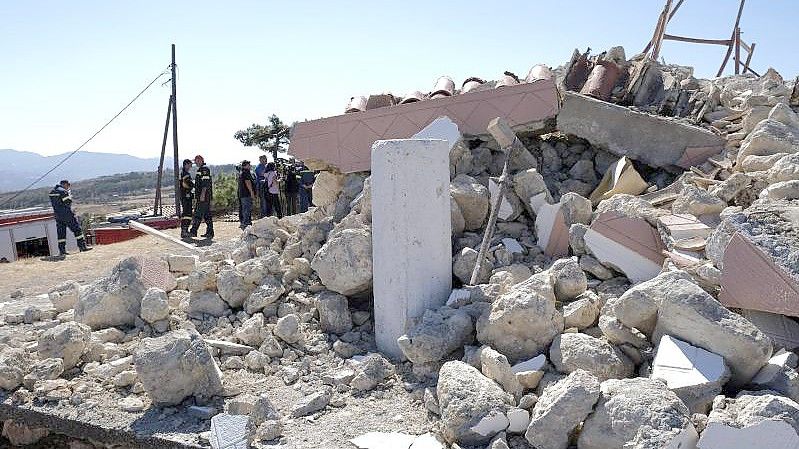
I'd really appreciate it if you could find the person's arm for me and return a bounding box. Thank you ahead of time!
[245,178,255,198]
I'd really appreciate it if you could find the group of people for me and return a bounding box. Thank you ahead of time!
[236,155,315,229]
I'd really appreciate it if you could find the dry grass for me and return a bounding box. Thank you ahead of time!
[0,221,242,300]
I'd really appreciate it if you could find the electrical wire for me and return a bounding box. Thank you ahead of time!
[0,67,171,209]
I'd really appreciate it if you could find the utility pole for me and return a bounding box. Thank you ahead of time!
[171,44,181,218]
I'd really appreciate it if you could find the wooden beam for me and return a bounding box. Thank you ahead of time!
[667,0,685,22]
[739,39,752,53]
[743,42,755,74]
[651,0,674,60]
[643,0,672,57]
[734,27,741,74]
[662,34,732,46]
[128,220,199,252]
[717,0,747,77]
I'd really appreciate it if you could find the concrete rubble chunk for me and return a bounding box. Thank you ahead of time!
[75,257,149,329]
[140,287,170,324]
[397,308,474,365]
[168,254,198,273]
[210,413,249,449]
[450,174,490,231]
[513,168,552,217]
[601,270,773,387]
[481,346,523,400]
[216,269,253,309]
[48,280,81,313]
[350,353,393,392]
[453,247,492,285]
[716,201,799,318]
[437,361,513,445]
[316,290,353,334]
[550,333,634,381]
[2,420,49,446]
[535,201,570,258]
[736,104,799,169]
[558,91,723,169]
[489,177,523,222]
[512,354,547,390]
[698,392,799,449]
[550,257,587,301]
[476,271,564,363]
[751,349,799,401]
[133,329,223,405]
[312,171,345,208]
[589,155,648,205]
[579,255,614,280]
[188,290,229,317]
[579,377,699,449]
[562,293,601,329]
[38,321,91,370]
[651,335,731,413]
[291,386,332,417]
[349,432,417,449]
[740,309,799,352]
[274,313,301,344]
[311,227,373,296]
[525,369,601,449]
[245,394,282,443]
[244,275,285,315]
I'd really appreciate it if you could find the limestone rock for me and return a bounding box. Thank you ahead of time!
[316,291,353,334]
[562,293,601,330]
[453,247,492,284]
[216,269,252,309]
[187,262,218,292]
[313,171,345,208]
[235,314,267,347]
[699,392,799,449]
[311,228,373,296]
[579,377,699,449]
[672,184,726,217]
[759,179,799,200]
[451,174,490,231]
[600,271,772,387]
[489,177,523,222]
[768,153,799,183]
[274,314,301,344]
[75,257,148,329]
[513,168,552,216]
[38,322,91,370]
[550,333,633,381]
[350,353,393,392]
[2,420,49,446]
[550,257,587,301]
[48,281,81,313]
[188,291,229,317]
[291,386,332,417]
[140,287,170,324]
[133,329,223,405]
[168,254,198,273]
[525,369,600,449]
[481,346,523,400]
[437,361,513,445]
[397,308,474,365]
[477,272,563,363]
[246,394,282,443]
[244,275,285,314]
[0,348,26,390]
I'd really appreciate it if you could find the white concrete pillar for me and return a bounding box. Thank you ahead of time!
[372,138,452,360]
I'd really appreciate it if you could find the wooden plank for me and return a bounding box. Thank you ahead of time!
[716,0,747,76]
[128,220,199,252]
[743,42,756,73]
[734,27,741,74]
[662,34,732,46]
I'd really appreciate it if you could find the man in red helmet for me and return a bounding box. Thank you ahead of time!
[189,154,214,239]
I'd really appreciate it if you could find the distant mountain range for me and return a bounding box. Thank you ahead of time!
[0,149,172,193]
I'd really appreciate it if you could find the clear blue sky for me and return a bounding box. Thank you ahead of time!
[1,1,797,165]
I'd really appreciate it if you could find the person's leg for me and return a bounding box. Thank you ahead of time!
[56,220,67,255]
[67,215,89,251]
[259,185,268,218]
[190,201,205,237]
[240,197,252,229]
[299,188,308,213]
[203,203,214,238]
[272,194,283,219]
[180,197,193,238]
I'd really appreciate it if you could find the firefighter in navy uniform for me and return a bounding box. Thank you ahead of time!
[189,154,214,239]
[48,180,91,256]
[179,159,194,238]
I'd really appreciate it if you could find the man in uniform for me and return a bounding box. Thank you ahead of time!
[189,154,214,239]
[238,160,256,229]
[48,180,91,256]
[179,159,194,238]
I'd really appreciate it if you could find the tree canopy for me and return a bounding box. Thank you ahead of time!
[234,114,290,161]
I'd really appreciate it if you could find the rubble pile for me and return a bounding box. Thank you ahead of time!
[0,45,798,449]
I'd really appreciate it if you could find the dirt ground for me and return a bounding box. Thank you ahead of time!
[0,221,242,300]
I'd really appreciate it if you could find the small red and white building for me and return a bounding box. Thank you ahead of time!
[0,207,79,261]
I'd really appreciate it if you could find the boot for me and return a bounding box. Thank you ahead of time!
[58,242,68,256]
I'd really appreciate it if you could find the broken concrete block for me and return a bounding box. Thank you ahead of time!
[312,227,373,296]
[316,290,353,335]
[651,335,731,413]
[579,255,614,280]
[489,177,523,222]
[397,308,474,365]
[657,213,712,246]
[291,386,332,417]
[698,392,799,449]
[481,346,523,400]
[562,294,600,329]
[134,329,223,405]
[437,361,513,445]
[75,257,149,329]
[47,281,81,313]
[558,91,724,170]
[589,156,648,205]
[550,333,634,381]
[506,408,530,434]
[476,272,563,363]
[584,211,665,283]
[450,174,490,231]
[140,287,170,324]
[244,275,285,315]
[513,168,551,217]
[350,432,417,449]
[188,290,229,317]
[579,377,699,449]
[38,321,91,370]
[167,254,198,273]
[740,309,799,351]
[751,349,799,401]
[453,247,492,285]
[550,257,587,301]
[535,202,570,257]
[500,238,524,255]
[602,270,773,387]
[512,354,547,389]
[209,413,249,449]
[717,201,799,317]
[525,369,600,449]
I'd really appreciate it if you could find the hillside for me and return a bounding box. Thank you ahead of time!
[0,148,172,193]
[0,164,237,210]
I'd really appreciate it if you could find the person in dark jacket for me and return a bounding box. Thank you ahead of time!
[48,180,91,256]
[179,159,194,238]
[298,163,315,213]
[284,164,299,216]
[238,160,256,229]
[254,155,269,218]
[189,154,214,239]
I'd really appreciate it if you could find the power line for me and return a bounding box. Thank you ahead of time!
[0,67,171,209]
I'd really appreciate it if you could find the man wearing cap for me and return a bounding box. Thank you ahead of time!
[238,160,256,229]
[179,159,194,238]
[48,180,91,256]
[189,154,214,239]
[254,155,269,218]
